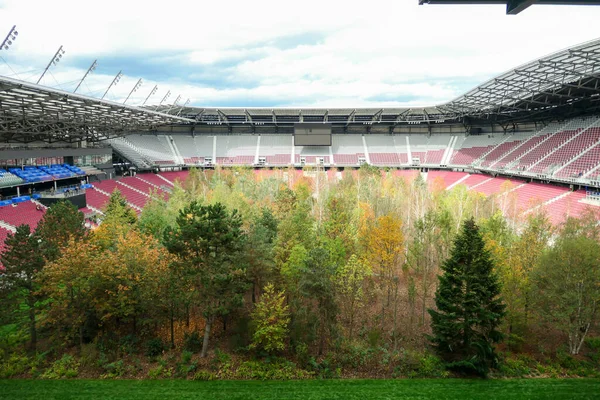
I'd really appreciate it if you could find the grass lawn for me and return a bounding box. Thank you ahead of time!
[1,378,599,399]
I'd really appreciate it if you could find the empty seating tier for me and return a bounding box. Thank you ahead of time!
[0,201,46,230]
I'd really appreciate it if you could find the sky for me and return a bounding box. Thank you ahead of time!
[0,0,599,108]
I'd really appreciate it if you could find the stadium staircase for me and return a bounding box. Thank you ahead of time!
[467,177,494,190]
[439,136,456,166]
[166,135,185,165]
[445,172,471,190]
[110,138,153,169]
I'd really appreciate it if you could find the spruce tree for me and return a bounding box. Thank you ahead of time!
[428,217,505,376]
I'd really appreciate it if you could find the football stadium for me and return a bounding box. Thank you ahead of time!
[1,38,600,236]
[2,0,600,397]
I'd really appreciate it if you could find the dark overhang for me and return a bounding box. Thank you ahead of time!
[418,0,600,15]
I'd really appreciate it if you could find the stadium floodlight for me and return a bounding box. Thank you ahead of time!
[37,45,65,84]
[1,25,18,51]
[167,95,182,114]
[123,78,143,104]
[73,59,98,93]
[101,70,123,100]
[142,85,158,106]
[176,98,190,116]
[159,90,171,106]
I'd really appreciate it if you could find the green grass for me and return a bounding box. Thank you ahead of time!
[1,379,599,399]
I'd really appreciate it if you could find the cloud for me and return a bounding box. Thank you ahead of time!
[0,0,599,107]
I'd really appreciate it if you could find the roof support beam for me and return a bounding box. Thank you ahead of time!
[506,0,535,14]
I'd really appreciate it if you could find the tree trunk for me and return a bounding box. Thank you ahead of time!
[201,315,213,358]
[252,281,256,304]
[79,324,84,351]
[393,282,399,351]
[185,304,190,328]
[170,306,175,349]
[28,297,37,353]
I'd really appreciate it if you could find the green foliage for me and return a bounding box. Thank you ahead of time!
[428,218,506,377]
[79,344,100,369]
[250,283,290,354]
[307,356,340,379]
[147,364,173,379]
[0,224,45,352]
[119,334,139,355]
[234,359,313,380]
[532,218,600,356]
[393,351,449,379]
[145,338,165,358]
[101,359,126,379]
[183,331,203,353]
[175,350,198,378]
[165,201,248,357]
[36,200,86,262]
[41,354,79,379]
[0,352,38,378]
[584,337,600,364]
[192,370,217,380]
[496,354,535,377]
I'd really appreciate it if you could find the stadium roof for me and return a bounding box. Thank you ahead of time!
[418,1,600,15]
[158,37,600,130]
[0,75,194,143]
[1,38,600,142]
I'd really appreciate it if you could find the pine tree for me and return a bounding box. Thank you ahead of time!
[164,201,247,357]
[36,200,86,262]
[428,217,505,376]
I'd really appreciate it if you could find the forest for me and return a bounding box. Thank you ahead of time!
[1,165,600,380]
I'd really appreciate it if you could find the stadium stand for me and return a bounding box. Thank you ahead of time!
[111,135,178,167]
[0,169,23,187]
[512,182,570,213]
[366,135,404,166]
[427,170,469,189]
[215,136,258,166]
[157,171,189,185]
[136,173,173,189]
[332,135,364,166]
[85,188,111,211]
[449,135,504,166]
[469,177,523,197]
[259,135,293,166]
[0,201,46,230]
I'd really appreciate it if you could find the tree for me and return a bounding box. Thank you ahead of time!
[41,237,101,348]
[246,207,278,303]
[104,189,138,224]
[250,283,290,354]
[361,213,404,344]
[298,247,338,355]
[165,201,247,357]
[0,225,45,352]
[99,229,172,337]
[93,190,139,250]
[36,200,86,262]
[335,255,372,339]
[532,217,600,355]
[428,218,505,376]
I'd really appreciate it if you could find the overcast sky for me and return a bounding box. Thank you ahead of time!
[0,0,599,108]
